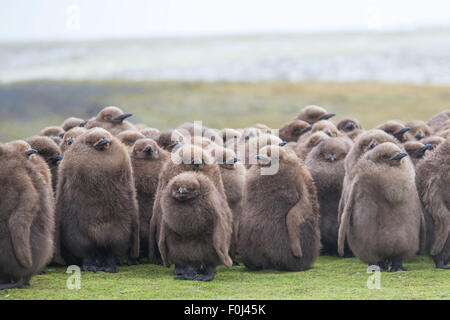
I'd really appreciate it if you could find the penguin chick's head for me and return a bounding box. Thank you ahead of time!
[279,120,312,142]
[97,106,133,123]
[406,120,430,141]
[169,172,202,201]
[61,127,87,150]
[210,145,240,169]
[376,120,410,142]
[117,130,145,147]
[297,105,336,124]
[310,137,350,163]
[404,141,432,159]
[366,142,409,167]
[337,118,362,132]
[6,140,37,160]
[355,129,398,154]
[84,128,113,151]
[40,126,64,138]
[132,138,162,160]
[172,143,215,168]
[26,136,63,166]
[311,120,339,137]
[255,145,291,167]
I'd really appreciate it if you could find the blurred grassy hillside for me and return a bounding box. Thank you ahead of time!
[0,80,449,141]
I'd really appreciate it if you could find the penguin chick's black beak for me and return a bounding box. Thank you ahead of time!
[67,138,74,145]
[320,113,336,121]
[233,157,240,163]
[329,155,336,162]
[255,155,270,163]
[49,155,63,165]
[114,113,133,122]
[26,149,38,157]
[279,141,287,147]
[80,120,88,127]
[60,133,65,138]
[415,132,425,140]
[324,130,332,137]
[95,139,110,149]
[345,122,356,131]
[143,145,153,154]
[418,144,432,155]
[394,127,410,137]
[178,188,186,195]
[301,125,313,135]
[391,152,408,161]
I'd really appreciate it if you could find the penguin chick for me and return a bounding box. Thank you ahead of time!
[422,136,445,151]
[306,137,352,255]
[158,171,233,281]
[84,106,136,135]
[337,118,364,141]
[25,136,63,193]
[140,128,161,140]
[130,138,168,259]
[376,120,411,143]
[405,120,431,141]
[60,127,87,153]
[57,128,139,273]
[279,120,312,143]
[338,142,426,272]
[415,138,450,269]
[294,131,330,160]
[426,110,450,133]
[117,130,145,150]
[403,141,432,167]
[61,117,85,132]
[0,142,55,289]
[238,145,320,271]
[296,105,336,124]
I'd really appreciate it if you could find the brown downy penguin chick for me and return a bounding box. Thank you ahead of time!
[159,171,233,281]
[238,145,320,271]
[57,128,139,272]
[422,135,445,151]
[437,119,450,133]
[403,141,433,167]
[438,128,450,139]
[279,120,312,143]
[84,106,137,135]
[140,127,161,140]
[238,133,286,169]
[415,138,450,269]
[308,120,340,138]
[156,129,184,152]
[305,137,352,255]
[210,145,246,264]
[40,126,64,145]
[117,130,145,150]
[376,120,411,143]
[405,120,431,141]
[296,105,336,124]
[252,123,272,134]
[221,128,242,146]
[25,136,63,193]
[60,127,87,153]
[135,123,149,131]
[426,110,450,133]
[148,144,227,266]
[339,130,403,223]
[61,117,85,132]
[177,122,223,145]
[337,118,364,141]
[295,131,330,160]
[338,142,426,271]
[0,142,55,289]
[130,138,168,260]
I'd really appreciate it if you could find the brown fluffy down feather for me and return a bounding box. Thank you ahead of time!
[415,138,450,267]
[56,128,139,268]
[159,171,233,268]
[0,141,55,289]
[338,143,426,267]
[238,145,320,271]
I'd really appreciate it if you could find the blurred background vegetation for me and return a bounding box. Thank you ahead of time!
[1,80,448,141]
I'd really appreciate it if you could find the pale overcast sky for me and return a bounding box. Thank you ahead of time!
[1,0,450,42]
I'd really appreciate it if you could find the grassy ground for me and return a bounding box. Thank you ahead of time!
[0,255,448,300]
[1,81,449,141]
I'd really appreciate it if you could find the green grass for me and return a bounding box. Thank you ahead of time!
[1,80,449,141]
[1,256,448,300]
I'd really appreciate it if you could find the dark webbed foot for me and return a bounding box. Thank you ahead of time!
[435,259,450,269]
[82,258,100,273]
[390,259,407,272]
[175,265,196,280]
[0,278,27,290]
[174,265,185,275]
[194,265,216,282]
[232,260,240,266]
[101,257,119,273]
[127,258,140,266]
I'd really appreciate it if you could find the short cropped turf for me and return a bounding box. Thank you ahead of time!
[0,256,448,300]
